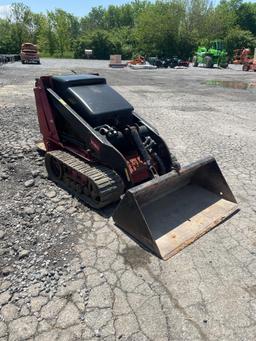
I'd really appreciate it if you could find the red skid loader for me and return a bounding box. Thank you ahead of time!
[34,74,238,260]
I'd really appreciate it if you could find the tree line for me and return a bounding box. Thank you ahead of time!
[0,1,256,59]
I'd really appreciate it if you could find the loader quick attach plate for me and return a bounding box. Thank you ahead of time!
[113,156,238,260]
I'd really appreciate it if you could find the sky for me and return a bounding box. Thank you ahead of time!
[0,0,130,17]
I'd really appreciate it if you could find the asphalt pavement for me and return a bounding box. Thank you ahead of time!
[0,59,255,341]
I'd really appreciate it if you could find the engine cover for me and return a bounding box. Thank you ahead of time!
[52,74,134,126]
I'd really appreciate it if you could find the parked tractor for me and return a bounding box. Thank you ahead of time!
[242,48,256,72]
[232,47,256,71]
[233,48,251,65]
[193,40,228,68]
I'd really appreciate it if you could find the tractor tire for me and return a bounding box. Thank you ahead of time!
[192,57,198,67]
[242,63,250,72]
[219,62,228,69]
[155,60,162,68]
[205,56,213,68]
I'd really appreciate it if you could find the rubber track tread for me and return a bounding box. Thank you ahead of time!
[47,150,124,209]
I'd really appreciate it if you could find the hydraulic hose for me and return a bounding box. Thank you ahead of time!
[129,126,158,178]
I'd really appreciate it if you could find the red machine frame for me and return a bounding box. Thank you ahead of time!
[34,76,157,186]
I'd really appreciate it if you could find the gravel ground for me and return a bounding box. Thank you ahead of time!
[0,59,256,341]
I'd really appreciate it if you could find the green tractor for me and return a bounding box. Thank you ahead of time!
[193,40,228,68]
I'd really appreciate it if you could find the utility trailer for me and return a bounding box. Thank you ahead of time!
[20,43,40,64]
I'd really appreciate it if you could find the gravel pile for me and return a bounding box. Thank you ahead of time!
[0,104,91,315]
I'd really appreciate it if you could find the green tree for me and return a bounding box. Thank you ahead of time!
[0,19,16,53]
[81,6,105,32]
[47,9,78,57]
[30,13,45,43]
[110,27,136,58]
[211,0,242,38]
[10,2,33,49]
[37,14,57,56]
[0,0,256,60]
[237,3,256,35]
[225,27,256,55]
[74,30,115,59]
[135,1,185,57]
[185,0,213,39]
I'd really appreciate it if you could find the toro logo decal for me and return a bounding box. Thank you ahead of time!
[90,138,101,152]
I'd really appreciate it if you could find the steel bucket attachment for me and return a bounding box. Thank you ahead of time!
[113,156,238,260]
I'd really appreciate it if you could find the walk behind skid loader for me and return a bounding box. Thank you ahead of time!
[34,74,238,260]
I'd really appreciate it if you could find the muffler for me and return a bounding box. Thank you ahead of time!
[113,156,238,260]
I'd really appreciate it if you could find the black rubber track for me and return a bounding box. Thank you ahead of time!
[45,150,125,209]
